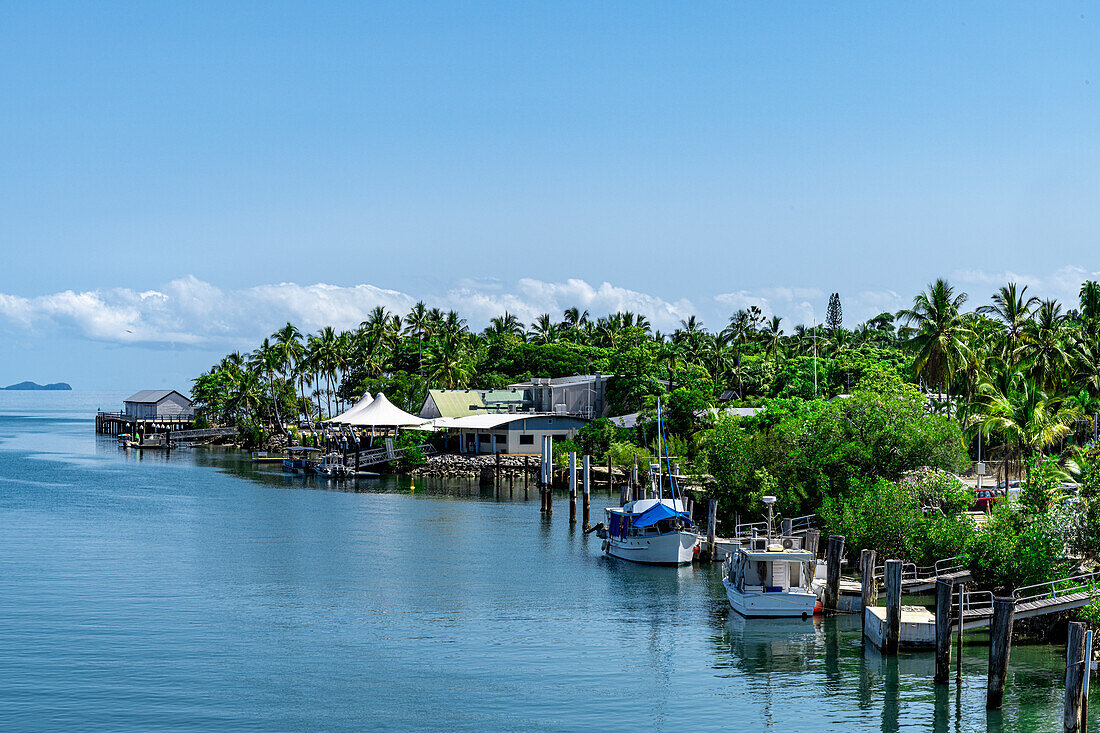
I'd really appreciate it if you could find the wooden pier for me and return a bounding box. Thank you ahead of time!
[95,410,194,436]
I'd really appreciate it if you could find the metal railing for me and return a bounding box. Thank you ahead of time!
[1013,571,1100,605]
[873,556,968,583]
[952,588,994,614]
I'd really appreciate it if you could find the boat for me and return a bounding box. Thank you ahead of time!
[722,496,819,618]
[599,399,699,565]
[282,446,322,473]
[309,452,353,478]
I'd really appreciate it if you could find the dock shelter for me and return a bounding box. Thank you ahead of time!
[433,413,588,454]
[342,393,427,429]
[326,393,374,423]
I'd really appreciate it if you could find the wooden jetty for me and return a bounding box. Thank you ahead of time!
[96,410,194,436]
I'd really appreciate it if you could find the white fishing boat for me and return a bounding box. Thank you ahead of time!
[599,399,699,566]
[723,497,819,618]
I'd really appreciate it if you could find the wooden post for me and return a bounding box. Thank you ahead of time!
[824,535,845,612]
[631,455,638,492]
[618,481,627,506]
[986,596,1015,710]
[547,436,553,486]
[884,559,902,655]
[607,454,613,492]
[957,583,964,681]
[706,499,717,561]
[582,455,591,528]
[495,451,501,486]
[524,455,529,488]
[1066,621,1091,733]
[781,518,793,537]
[934,579,953,683]
[860,549,877,611]
[569,452,578,523]
[803,530,820,590]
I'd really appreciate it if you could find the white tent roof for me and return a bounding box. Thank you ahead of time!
[345,393,428,427]
[326,392,375,423]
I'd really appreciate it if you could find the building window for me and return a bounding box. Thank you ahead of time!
[519,434,534,445]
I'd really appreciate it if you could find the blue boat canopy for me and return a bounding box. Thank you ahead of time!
[632,502,686,527]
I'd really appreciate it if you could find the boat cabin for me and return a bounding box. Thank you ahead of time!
[727,537,815,593]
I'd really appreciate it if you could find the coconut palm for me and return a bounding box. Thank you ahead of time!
[976,282,1039,361]
[896,279,973,398]
[1016,299,1075,392]
[527,313,559,344]
[483,312,524,340]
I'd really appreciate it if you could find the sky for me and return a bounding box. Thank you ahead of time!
[1,1,1099,389]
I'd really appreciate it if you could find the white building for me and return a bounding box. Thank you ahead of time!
[436,413,589,454]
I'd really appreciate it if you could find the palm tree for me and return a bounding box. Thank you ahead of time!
[404,301,431,374]
[483,312,524,340]
[896,279,973,398]
[976,282,1039,361]
[426,333,469,388]
[527,313,559,344]
[272,323,305,420]
[763,316,784,366]
[1016,299,1075,392]
[1081,280,1100,325]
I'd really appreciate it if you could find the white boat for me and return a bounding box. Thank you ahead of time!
[723,497,819,618]
[603,497,699,565]
[598,399,699,566]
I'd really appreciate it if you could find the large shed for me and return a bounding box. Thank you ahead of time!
[123,390,194,419]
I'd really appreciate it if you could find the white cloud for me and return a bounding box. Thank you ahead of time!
[951,265,1100,308]
[0,276,696,348]
[5,265,1096,351]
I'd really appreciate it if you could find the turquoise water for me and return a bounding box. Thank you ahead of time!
[0,392,1087,731]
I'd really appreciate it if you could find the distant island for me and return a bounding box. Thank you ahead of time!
[2,381,72,391]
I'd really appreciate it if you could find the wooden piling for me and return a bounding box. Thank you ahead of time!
[568,452,578,523]
[631,455,638,493]
[860,549,877,611]
[706,499,717,561]
[803,530,820,590]
[607,455,613,491]
[986,596,1015,710]
[934,578,953,683]
[824,535,845,612]
[495,451,501,486]
[883,559,902,655]
[1066,621,1091,733]
[618,481,627,506]
[582,455,591,528]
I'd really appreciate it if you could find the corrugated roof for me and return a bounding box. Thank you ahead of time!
[482,388,527,404]
[433,412,587,430]
[124,389,190,404]
[426,389,487,418]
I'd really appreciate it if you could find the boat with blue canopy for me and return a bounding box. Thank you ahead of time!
[599,399,699,565]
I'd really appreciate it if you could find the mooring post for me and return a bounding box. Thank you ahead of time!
[934,578,953,683]
[884,559,902,655]
[495,451,501,486]
[781,518,793,537]
[803,529,820,590]
[860,549,877,611]
[1066,621,1091,733]
[568,452,578,523]
[582,455,591,528]
[607,454,613,492]
[986,596,1016,710]
[631,455,638,492]
[824,535,845,612]
[705,499,718,561]
[546,436,553,486]
[957,583,964,681]
[618,481,627,507]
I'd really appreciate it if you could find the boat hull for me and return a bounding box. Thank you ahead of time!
[606,531,698,565]
[723,578,818,618]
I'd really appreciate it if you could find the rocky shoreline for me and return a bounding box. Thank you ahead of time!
[410,453,540,478]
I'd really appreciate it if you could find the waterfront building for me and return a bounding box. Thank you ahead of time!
[433,413,589,454]
[122,390,194,420]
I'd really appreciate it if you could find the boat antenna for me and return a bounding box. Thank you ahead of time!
[657,398,679,504]
[762,495,776,541]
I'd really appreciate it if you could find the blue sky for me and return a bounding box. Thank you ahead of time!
[1,2,1098,389]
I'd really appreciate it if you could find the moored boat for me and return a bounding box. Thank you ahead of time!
[723,497,818,618]
[599,399,699,565]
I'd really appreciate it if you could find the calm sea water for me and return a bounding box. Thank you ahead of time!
[0,391,1086,731]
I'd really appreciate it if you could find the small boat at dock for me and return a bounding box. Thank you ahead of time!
[282,446,321,473]
[723,497,819,618]
[599,399,699,565]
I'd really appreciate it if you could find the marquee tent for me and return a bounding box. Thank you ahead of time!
[326,392,374,423]
[344,393,428,428]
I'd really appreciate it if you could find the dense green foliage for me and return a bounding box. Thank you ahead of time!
[192,277,1100,590]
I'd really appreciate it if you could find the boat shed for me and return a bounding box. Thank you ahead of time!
[122,390,194,419]
[435,413,589,454]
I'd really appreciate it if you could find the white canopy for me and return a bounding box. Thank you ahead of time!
[345,393,428,427]
[326,392,374,423]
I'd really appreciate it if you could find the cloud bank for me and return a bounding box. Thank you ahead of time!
[1,267,1095,350]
